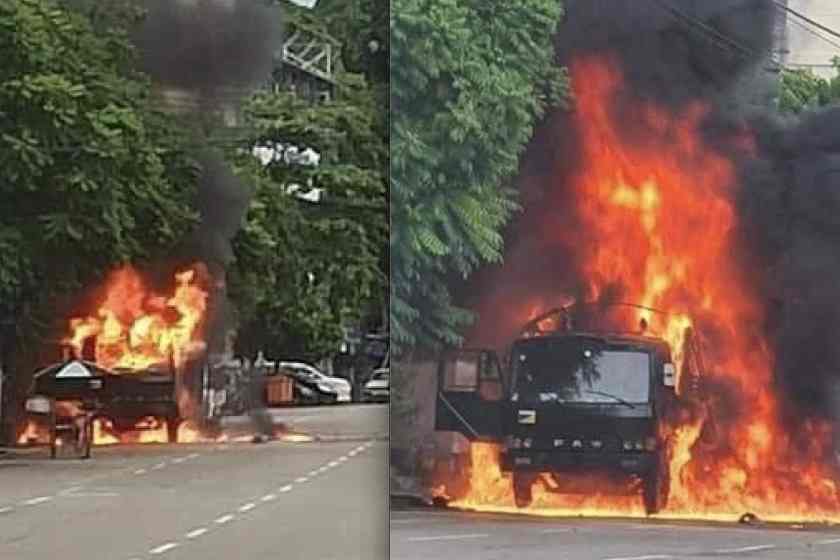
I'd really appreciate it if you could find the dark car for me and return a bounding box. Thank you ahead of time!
[432,305,694,515]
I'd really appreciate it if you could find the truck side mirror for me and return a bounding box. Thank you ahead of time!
[663,363,677,387]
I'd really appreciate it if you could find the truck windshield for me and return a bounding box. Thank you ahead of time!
[512,339,651,404]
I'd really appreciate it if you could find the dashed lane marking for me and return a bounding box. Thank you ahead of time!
[0,506,13,514]
[540,528,572,534]
[714,545,776,554]
[328,461,340,467]
[406,533,490,542]
[185,528,208,539]
[602,555,673,560]
[134,469,147,475]
[816,538,840,545]
[295,476,309,483]
[23,496,52,505]
[149,542,179,555]
[126,444,369,557]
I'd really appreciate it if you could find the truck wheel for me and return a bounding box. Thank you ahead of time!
[513,473,536,509]
[642,455,670,515]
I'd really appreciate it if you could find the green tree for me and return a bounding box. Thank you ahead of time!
[390,0,568,354]
[228,76,387,360]
[779,57,840,113]
[0,0,197,425]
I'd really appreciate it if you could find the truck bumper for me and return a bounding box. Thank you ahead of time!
[501,450,656,475]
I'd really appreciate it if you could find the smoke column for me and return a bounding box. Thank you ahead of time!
[132,0,284,352]
[462,0,840,424]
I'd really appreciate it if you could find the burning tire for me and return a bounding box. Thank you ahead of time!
[642,452,670,515]
[513,472,537,509]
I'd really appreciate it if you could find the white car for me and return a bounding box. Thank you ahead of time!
[362,368,389,403]
[278,362,352,403]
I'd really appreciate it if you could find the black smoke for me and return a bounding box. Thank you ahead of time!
[132,0,284,352]
[461,0,840,423]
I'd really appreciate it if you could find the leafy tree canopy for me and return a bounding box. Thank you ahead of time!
[390,0,568,354]
[779,57,840,113]
[0,0,197,348]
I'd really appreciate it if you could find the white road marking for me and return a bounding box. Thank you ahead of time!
[602,555,673,560]
[407,533,490,542]
[151,462,166,470]
[714,545,776,554]
[172,457,187,464]
[279,485,293,493]
[238,503,256,513]
[338,456,348,462]
[317,467,328,473]
[816,537,840,545]
[0,507,13,514]
[308,470,319,477]
[186,528,208,539]
[540,528,572,534]
[66,491,119,498]
[59,486,82,495]
[149,542,178,554]
[23,496,52,505]
[187,453,200,459]
[215,514,234,524]
[134,469,147,475]
[328,461,339,467]
[295,477,309,483]
[261,494,277,502]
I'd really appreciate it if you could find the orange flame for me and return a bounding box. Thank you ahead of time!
[66,266,208,371]
[444,55,840,521]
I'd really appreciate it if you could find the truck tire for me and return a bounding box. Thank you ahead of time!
[642,453,670,515]
[513,472,536,509]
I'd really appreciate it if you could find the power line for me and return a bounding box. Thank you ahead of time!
[786,14,840,53]
[773,0,840,44]
[653,0,784,71]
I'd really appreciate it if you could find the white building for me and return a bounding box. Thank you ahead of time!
[781,0,840,76]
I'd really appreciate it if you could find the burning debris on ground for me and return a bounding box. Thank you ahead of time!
[428,0,840,523]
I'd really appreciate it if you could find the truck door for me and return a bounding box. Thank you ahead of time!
[434,349,505,441]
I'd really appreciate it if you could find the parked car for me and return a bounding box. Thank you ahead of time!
[362,367,389,403]
[278,361,352,403]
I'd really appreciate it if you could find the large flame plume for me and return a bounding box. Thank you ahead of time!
[65,265,208,370]
[444,56,840,521]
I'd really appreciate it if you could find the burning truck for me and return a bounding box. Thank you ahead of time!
[18,265,230,447]
[428,302,708,515]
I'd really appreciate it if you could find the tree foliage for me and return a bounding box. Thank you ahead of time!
[390,0,568,354]
[228,76,387,360]
[779,58,840,113]
[0,0,197,348]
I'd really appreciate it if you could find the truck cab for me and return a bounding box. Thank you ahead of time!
[433,305,691,515]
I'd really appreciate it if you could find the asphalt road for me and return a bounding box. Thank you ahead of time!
[390,508,840,560]
[0,404,388,560]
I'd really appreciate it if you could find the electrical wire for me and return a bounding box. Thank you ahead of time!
[773,0,840,43]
